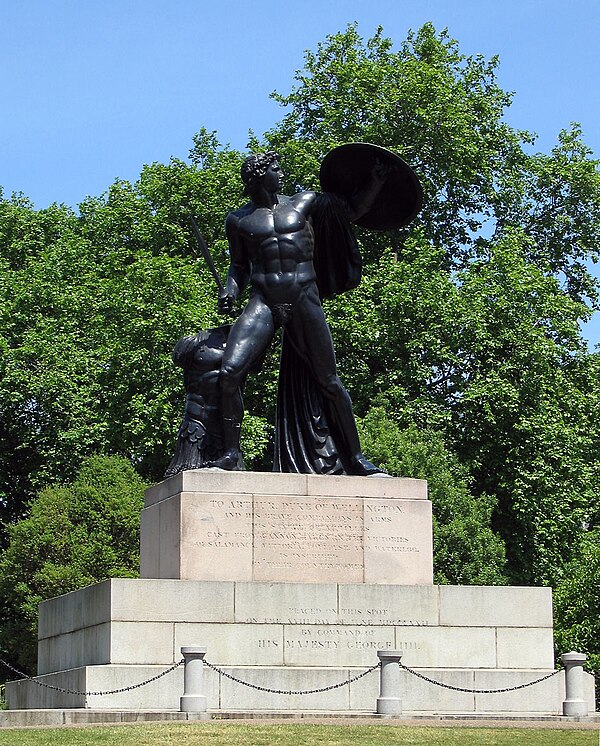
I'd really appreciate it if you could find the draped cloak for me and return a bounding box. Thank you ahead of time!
[273,193,363,475]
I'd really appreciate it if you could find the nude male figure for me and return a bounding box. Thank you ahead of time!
[211,151,387,475]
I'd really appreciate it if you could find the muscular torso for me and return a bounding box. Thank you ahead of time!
[229,192,318,304]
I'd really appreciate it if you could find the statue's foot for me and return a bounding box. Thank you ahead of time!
[206,449,243,471]
[348,453,388,477]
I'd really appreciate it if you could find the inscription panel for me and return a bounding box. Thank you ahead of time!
[174,622,284,666]
[253,495,364,583]
[364,499,433,584]
[180,493,253,581]
[283,625,395,666]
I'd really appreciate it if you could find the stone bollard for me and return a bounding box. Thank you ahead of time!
[180,646,208,714]
[561,651,588,717]
[376,650,403,716]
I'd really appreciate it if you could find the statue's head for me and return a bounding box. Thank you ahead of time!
[240,151,281,194]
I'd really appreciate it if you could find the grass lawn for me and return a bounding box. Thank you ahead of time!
[0,722,597,745]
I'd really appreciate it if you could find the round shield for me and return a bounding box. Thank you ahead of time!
[319,143,423,230]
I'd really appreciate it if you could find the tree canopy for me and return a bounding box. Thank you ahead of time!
[0,22,599,680]
[0,455,146,673]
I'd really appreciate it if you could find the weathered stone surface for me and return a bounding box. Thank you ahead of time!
[141,479,434,585]
[39,621,176,674]
[349,668,476,713]
[179,492,253,581]
[439,586,553,628]
[472,670,567,714]
[252,495,365,583]
[391,626,497,668]
[39,579,237,642]
[305,474,427,499]
[337,584,438,626]
[145,471,428,507]
[18,476,589,719]
[218,667,352,711]
[174,623,284,666]
[139,504,160,577]
[158,494,181,578]
[6,668,88,710]
[38,623,112,675]
[363,498,433,584]
[38,582,111,640]
[10,665,590,713]
[145,471,310,507]
[110,579,236,624]
[234,582,339,625]
[496,627,555,668]
[283,625,396,667]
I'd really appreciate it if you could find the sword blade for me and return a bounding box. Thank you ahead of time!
[189,215,225,293]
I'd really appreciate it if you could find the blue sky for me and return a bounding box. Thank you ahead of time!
[1,0,599,343]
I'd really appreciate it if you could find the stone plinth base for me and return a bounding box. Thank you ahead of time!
[140,471,433,585]
[7,579,596,714]
[7,472,597,715]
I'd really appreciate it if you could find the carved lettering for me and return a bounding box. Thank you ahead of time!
[253,496,363,576]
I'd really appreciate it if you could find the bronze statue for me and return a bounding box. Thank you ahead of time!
[166,144,422,477]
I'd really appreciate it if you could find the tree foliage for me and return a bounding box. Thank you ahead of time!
[553,529,600,702]
[261,24,600,589]
[0,455,146,674]
[0,140,271,529]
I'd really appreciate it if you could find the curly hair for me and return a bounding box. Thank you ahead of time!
[240,151,279,186]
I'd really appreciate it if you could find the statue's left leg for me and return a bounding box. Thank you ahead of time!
[288,286,385,476]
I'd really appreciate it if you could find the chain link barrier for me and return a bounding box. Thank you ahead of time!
[203,658,380,695]
[399,661,561,694]
[0,655,184,697]
[2,652,562,699]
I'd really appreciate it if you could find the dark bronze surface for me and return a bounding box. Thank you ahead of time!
[167,145,422,476]
[319,143,423,229]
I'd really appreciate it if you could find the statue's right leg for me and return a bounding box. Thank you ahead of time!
[210,295,274,470]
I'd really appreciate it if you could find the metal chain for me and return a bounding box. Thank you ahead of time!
[0,655,184,696]
[203,659,380,695]
[1,652,562,699]
[399,662,561,694]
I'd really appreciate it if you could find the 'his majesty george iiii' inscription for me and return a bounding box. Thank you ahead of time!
[140,471,433,585]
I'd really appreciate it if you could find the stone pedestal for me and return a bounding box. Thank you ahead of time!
[6,471,596,715]
[140,471,433,585]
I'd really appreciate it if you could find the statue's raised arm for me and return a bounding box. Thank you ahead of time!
[319,142,423,230]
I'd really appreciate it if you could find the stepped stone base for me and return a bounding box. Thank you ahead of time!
[140,471,433,584]
[6,473,596,714]
[7,578,595,713]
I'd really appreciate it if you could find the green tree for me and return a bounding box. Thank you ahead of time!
[265,23,534,265]
[0,146,273,532]
[0,455,146,674]
[553,529,600,704]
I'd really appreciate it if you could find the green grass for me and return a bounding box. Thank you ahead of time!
[0,722,597,746]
